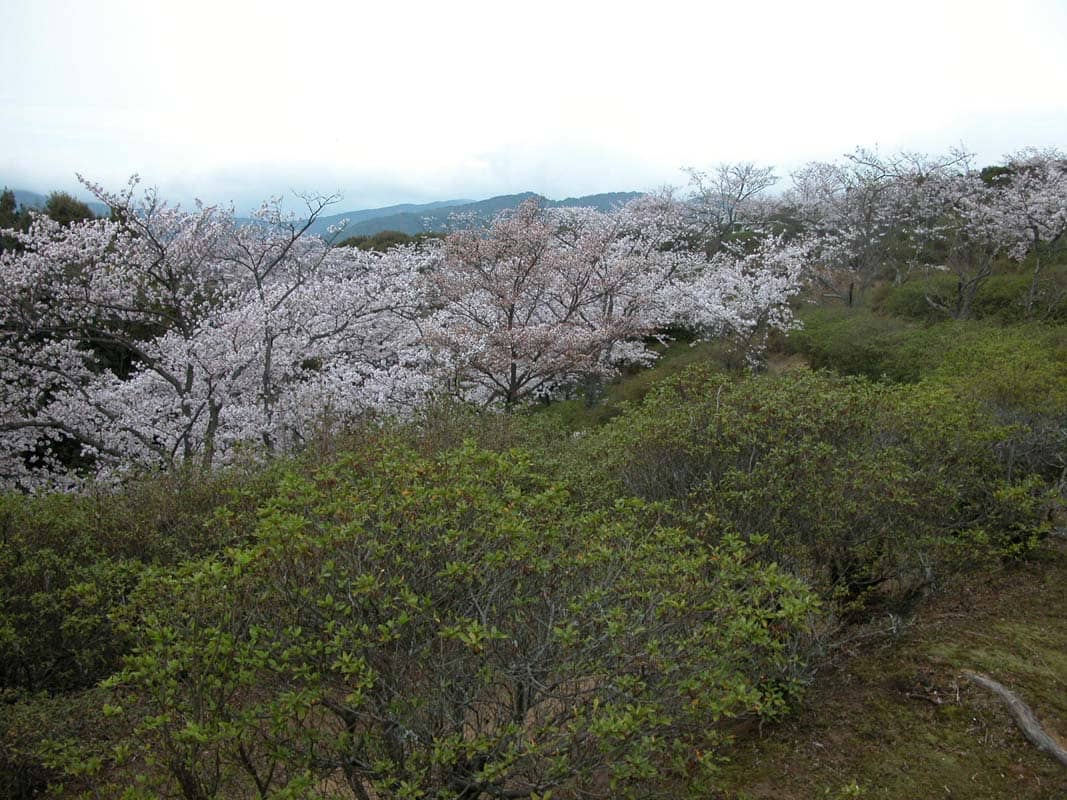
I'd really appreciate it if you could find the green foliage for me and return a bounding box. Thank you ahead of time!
[0,465,286,796]
[94,442,815,799]
[921,324,1067,415]
[716,544,1067,799]
[785,309,1067,487]
[0,189,16,227]
[1019,250,1067,323]
[969,272,1033,321]
[569,367,1050,609]
[871,258,1067,324]
[42,192,95,226]
[784,307,929,382]
[979,164,1014,186]
[0,493,143,695]
[2,283,1062,798]
[527,338,740,432]
[0,187,27,252]
[921,326,1067,484]
[0,465,283,694]
[870,273,956,322]
[0,688,118,800]
[336,230,444,251]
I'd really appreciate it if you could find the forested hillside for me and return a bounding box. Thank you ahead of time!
[1,146,1065,799]
[312,191,645,237]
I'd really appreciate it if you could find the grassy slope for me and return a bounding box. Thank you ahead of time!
[561,328,1067,798]
[715,538,1067,799]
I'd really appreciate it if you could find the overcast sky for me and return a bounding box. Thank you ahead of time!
[2,0,1066,212]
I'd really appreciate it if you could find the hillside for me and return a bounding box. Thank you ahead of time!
[319,190,645,237]
[293,198,471,236]
[4,185,644,237]
[716,537,1067,799]
[2,146,1064,799]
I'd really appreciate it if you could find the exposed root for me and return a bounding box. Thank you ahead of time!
[962,669,1067,769]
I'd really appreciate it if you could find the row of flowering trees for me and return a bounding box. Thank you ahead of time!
[421,196,809,405]
[786,147,1067,315]
[2,145,1063,488]
[0,178,807,488]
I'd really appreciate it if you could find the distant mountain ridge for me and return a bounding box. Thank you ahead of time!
[323,191,645,238]
[3,184,646,236]
[301,199,472,237]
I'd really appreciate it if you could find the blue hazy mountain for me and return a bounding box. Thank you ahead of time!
[323,191,645,238]
[4,185,645,235]
[301,199,472,236]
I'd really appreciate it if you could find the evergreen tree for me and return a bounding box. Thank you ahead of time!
[0,188,23,252]
[43,191,95,226]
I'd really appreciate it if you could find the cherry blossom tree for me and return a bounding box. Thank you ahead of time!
[670,232,811,367]
[421,199,680,406]
[781,146,1065,320]
[682,162,778,251]
[421,195,809,403]
[0,180,810,485]
[897,149,1067,320]
[0,178,426,489]
[980,148,1067,318]
[24,145,1060,485]
[786,148,973,302]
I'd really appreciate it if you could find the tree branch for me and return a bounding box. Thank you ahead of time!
[963,670,1067,768]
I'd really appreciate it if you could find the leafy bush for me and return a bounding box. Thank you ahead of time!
[784,307,922,381]
[969,272,1032,322]
[570,367,1050,609]
[812,320,1067,489]
[870,261,1067,324]
[922,325,1067,485]
[0,464,287,796]
[871,273,957,322]
[0,688,118,800]
[92,443,816,799]
[0,465,281,697]
[0,493,144,695]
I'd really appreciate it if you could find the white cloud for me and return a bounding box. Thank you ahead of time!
[3,0,1065,210]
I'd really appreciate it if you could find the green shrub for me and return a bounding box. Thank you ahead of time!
[872,273,957,322]
[1025,257,1067,323]
[869,261,1067,324]
[570,367,1051,609]
[0,688,117,800]
[0,464,282,697]
[785,307,923,381]
[92,442,816,799]
[788,310,1066,500]
[922,325,1067,484]
[0,493,144,695]
[970,272,1032,322]
[0,463,291,797]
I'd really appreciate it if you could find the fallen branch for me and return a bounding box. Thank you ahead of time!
[962,669,1067,768]
[906,691,943,706]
